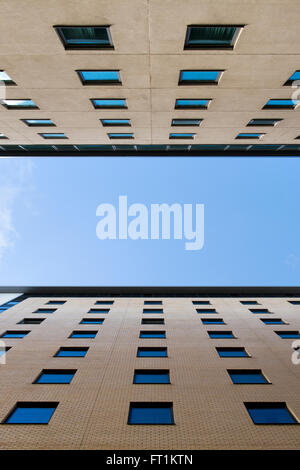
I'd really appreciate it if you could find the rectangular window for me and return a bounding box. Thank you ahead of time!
[128,402,174,425]
[284,71,300,86]
[46,300,66,305]
[261,318,286,325]
[0,133,7,139]
[193,300,210,305]
[133,370,170,384]
[69,330,98,338]
[142,318,164,325]
[172,119,202,126]
[249,308,270,314]
[77,70,121,85]
[54,26,113,50]
[276,331,300,338]
[140,330,166,338]
[33,308,56,314]
[228,369,269,384]
[216,347,249,357]
[1,330,30,338]
[240,300,259,305]
[22,119,55,127]
[143,308,163,314]
[196,308,216,314]
[179,70,223,85]
[137,347,167,357]
[18,318,45,325]
[1,99,38,109]
[0,70,16,85]
[144,301,162,305]
[175,99,211,109]
[34,369,76,384]
[4,402,59,424]
[55,347,88,357]
[236,133,264,139]
[39,133,68,139]
[247,119,282,127]
[91,99,127,109]
[80,318,104,324]
[201,318,225,325]
[0,346,11,358]
[289,300,300,305]
[263,99,299,110]
[245,402,298,424]
[88,308,110,313]
[101,119,130,127]
[95,300,114,305]
[169,133,195,139]
[184,25,243,50]
[108,133,134,139]
[208,331,235,339]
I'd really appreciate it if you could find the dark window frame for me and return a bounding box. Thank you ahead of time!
[76,69,121,86]
[184,24,244,50]
[21,119,56,127]
[54,25,114,50]
[178,69,224,86]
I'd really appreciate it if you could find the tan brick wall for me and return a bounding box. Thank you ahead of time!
[0,295,299,449]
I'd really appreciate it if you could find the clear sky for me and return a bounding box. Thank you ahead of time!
[0,155,299,286]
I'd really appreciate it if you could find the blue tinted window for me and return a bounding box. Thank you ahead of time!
[185,26,242,49]
[2,99,38,108]
[2,330,29,338]
[56,26,113,49]
[108,133,134,139]
[247,119,280,127]
[175,99,210,108]
[236,133,263,139]
[169,133,195,139]
[134,370,170,384]
[217,347,249,357]
[0,70,15,83]
[55,347,88,357]
[88,308,109,313]
[261,319,285,325]
[289,300,300,305]
[245,403,297,424]
[137,347,167,357]
[23,119,54,126]
[70,331,97,338]
[92,99,127,108]
[143,308,163,314]
[128,403,174,424]
[264,99,299,108]
[40,133,67,139]
[80,318,104,324]
[35,370,76,384]
[179,70,222,84]
[228,370,268,384]
[95,300,114,305]
[0,347,10,357]
[172,119,201,126]
[202,318,225,324]
[140,331,166,338]
[101,119,130,126]
[208,331,234,338]
[78,70,121,84]
[144,301,162,305]
[276,331,300,338]
[5,403,58,424]
[285,71,300,84]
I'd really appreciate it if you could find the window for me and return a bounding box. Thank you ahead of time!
[263,99,299,110]
[4,402,59,424]
[55,347,88,357]
[34,369,76,384]
[169,133,195,139]
[247,119,282,127]
[284,71,300,86]
[228,369,269,384]
[216,347,249,357]
[1,99,38,109]
[22,119,55,127]
[249,308,271,314]
[46,300,66,305]
[54,26,113,49]
[0,70,16,85]
[208,331,235,339]
[240,300,259,305]
[172,119,202,126]
[80,318,104,324]
[1,330,30,338]
[33,308,56,314]
[18,318,45,325]
[175,99,211,109]
[196,308,216,314]
[184,25,243,50]
[140,330,166,338]
[275,331,300,339]
[108,133,134,139]
[39,133,68,139]
[245,402,298,424]
[128,402,174,425]
[101,119,130,127]
[91,99,127,109]
[142,318,164,325]
[0,346,11,358]
[77,70,121,85]
[69,330,98,338]
[0,133,7,139]
[236,133,264,139]
[289,300,300,305]
[261,318,286,325]
[88,308,110,313]
[179,70,224,85]
[144,301,162,305]
[143,308,163,314]
[137,347,167,357]
[95,300,114,305]
[133,370,170,384]
[201,318,225,325]
[193,300,210,305]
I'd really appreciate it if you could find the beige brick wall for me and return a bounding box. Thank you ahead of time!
[0,295,299,449]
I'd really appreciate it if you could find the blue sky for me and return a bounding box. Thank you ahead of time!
[0,155,299,286]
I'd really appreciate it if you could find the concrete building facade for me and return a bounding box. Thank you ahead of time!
[0,287,299,450]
